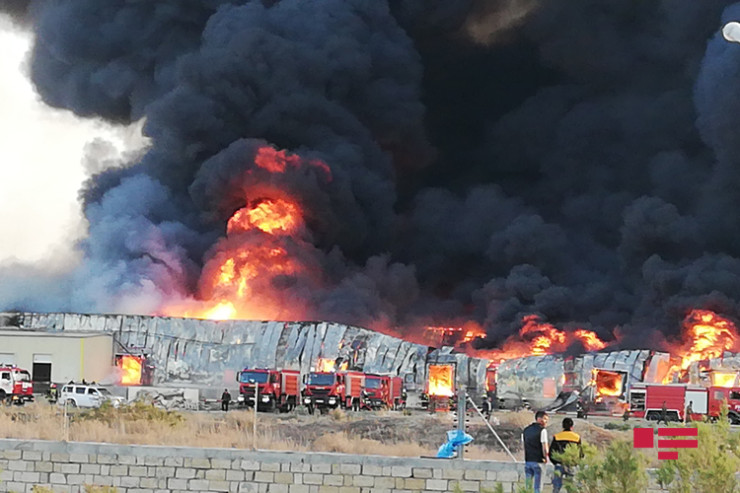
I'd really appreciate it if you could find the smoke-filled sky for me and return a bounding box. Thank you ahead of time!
[3,0,740,350]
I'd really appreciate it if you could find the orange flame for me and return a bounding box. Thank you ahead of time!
[574,329,607,351]
[160,145,330,322]
[119,355,142,386]
[316,358,336,372]
[680,310,738,367]
[711,371,738,388]
[592,369,623,397]
[315,358,347,372]
[254,146,331,179]
[472,315,608,361]
[227,198,302,235]
[427,364,454,397]
[663,309,740,383]
[424,324,485,347]
[521,315,566,355]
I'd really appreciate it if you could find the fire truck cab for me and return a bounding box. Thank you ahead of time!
[0,365,34,405]
[236,368,300,412]
[362,374,405,410]
[303,371,365,413]
[302,371,344,414]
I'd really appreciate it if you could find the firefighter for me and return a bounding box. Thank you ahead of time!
[380,380,390,409]
[481,396,492,420]
[221,389,231,412]
[657,400,668,424]
[46,383,58,404]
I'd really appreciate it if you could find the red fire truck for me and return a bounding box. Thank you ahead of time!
[390,376,406,409]
[362,374,390,409]
[629,383,740,424]
[302,370,365,414]
[236,368,300,412]
[361,375,406,410]
[0,365,34,405]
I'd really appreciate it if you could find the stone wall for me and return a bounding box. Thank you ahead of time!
[0,439,672,493]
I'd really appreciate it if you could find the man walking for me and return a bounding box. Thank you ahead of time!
[549,418,582,493]
[221,388,231,412]
[522,410,549,493]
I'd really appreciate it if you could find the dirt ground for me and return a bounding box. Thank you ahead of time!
[221,406,629,459]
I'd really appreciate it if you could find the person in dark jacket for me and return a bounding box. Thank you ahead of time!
[481,396,492,420]
[221,389,231,412]
[522,410,549,493]
[549,418,582,493]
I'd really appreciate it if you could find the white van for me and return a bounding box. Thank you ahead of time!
[58,384,125,408]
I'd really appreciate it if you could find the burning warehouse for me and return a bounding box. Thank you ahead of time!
[8,311,435,391]
[6,306,740,414]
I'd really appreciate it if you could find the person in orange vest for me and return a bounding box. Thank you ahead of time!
[549,417,583,493]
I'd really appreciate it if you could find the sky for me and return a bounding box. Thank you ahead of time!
[0,14,145,266]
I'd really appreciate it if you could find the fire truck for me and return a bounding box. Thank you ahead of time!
[0,365,34,405]
[236,368,300,412]
[361,375,406,410]
[302,370,364,414]
[629,383,740,424]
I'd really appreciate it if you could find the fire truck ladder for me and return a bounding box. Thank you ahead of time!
[466,395,518,462]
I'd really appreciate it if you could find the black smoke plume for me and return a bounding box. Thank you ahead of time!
[4,0,740,351]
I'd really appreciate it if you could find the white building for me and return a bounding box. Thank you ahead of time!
[0,329,114,386]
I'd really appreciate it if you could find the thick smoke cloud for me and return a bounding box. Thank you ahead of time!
[6,0,740,350]
[0,0,31,23]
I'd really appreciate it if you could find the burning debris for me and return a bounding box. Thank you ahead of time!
[663,309,740,383]
[427,364,455,398]
[592,369,625,398]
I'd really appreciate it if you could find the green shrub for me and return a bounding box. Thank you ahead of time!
[77,401,183,427]
[554,439,647,493]
[656,404,740,493]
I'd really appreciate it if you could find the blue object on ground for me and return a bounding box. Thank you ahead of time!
[436,429,474,458]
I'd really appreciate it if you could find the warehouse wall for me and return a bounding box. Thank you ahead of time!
[0,333,113,384]
[80,335,114,383]
[0,439,677,493]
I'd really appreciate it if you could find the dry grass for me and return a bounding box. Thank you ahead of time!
[312,432,435,457]
[0,402,627,460]
[0,403,434,457]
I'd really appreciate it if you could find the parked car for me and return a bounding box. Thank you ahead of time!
[58,384,125,408]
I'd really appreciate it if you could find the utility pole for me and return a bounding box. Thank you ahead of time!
[252,381,258,451]
[456,387,466,460]
[62,399,69,442]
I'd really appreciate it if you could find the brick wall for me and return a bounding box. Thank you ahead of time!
[0,439,669,493]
